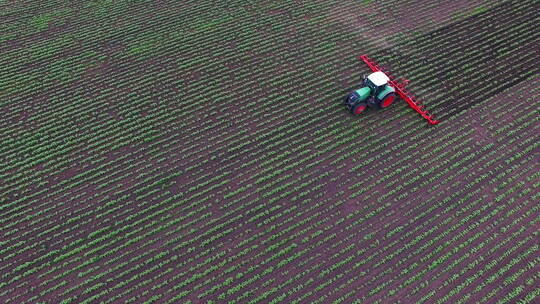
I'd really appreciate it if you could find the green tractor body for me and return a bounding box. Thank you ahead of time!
[353,86,371,102]
[344,71,396,115]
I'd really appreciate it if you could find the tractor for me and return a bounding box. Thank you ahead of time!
[343,71,396,115]
[344,55,439,125]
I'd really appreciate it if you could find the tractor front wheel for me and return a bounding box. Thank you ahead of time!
[379,93,396,109]
[352,103,367,115]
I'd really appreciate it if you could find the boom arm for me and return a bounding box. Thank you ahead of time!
[359,55,440,125]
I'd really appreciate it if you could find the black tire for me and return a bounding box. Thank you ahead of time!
[378,92,396,109]
[351,103,367,115]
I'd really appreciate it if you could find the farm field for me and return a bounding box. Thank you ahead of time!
[0,0,539,303]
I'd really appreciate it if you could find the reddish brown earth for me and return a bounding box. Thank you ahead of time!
[0,0,538,303]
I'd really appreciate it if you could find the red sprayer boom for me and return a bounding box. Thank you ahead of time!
[359,55,440,125]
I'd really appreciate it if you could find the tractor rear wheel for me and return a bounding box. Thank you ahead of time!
[352,103,367,115]
[379,93,396,109]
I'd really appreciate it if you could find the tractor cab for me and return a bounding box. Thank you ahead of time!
[364,71,390,95]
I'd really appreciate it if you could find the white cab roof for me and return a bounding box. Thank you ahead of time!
[367,71,390,86]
